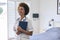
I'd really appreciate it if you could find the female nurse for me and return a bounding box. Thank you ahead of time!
[14,3,33,40]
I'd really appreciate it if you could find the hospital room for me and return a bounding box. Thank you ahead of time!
[8,0,60,40]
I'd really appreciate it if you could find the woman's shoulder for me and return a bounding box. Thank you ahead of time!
[26,17,32,22]
[16,17,20,21]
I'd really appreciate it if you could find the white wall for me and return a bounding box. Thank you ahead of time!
[8,1,16,38]
[30,0,40,34]
[39,0,60,33]
[0,1,7,40]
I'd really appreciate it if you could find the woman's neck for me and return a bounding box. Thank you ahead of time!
[20,15,25,20]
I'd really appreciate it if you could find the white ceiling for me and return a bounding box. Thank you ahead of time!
[8,0,31,2]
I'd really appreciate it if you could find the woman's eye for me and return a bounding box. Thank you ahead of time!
[21,9,23,10]
[18,9,23,11]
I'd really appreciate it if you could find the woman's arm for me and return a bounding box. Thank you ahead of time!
[21,29,33,35]
[17,26,33,35]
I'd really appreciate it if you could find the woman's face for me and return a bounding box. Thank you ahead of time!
[18,6,25,16]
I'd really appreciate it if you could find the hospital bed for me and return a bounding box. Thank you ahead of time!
[30,27,60,40]
[30,21,60,40]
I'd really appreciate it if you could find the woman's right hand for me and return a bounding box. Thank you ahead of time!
[16,31,21,35]
[17,26,23,32]
[16,26,22,35]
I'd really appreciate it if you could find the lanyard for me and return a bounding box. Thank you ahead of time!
[19,16,26,22]
[23,18,26,22]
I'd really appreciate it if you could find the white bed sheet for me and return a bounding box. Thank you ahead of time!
[30,27,60,40]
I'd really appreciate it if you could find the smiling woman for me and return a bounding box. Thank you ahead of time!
[0,7,3,14]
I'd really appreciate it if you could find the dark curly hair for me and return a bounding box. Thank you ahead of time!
[18,3,29,15]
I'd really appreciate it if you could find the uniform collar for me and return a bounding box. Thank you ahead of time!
[20,17,26,21]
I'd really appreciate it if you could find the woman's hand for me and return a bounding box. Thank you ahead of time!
[16,26,23,35]
[16,31,21,35]
[17,26,23,32]
[17,26,33,35]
